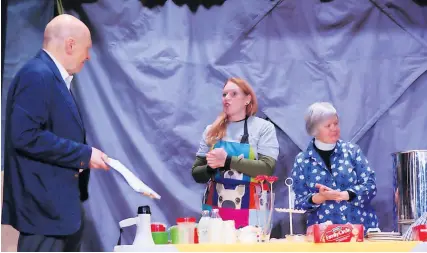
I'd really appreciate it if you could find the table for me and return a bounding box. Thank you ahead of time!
[114,241,427,252]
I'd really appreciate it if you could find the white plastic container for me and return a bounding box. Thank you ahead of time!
[176,217,196,244]
[223,220,237,244]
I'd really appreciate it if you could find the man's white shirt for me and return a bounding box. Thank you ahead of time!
[43,49,73,90]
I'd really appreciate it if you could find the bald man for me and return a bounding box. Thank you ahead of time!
[2,14,109,251]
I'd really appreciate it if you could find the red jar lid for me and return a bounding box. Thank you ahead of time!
[176,217,196,223]
[151,223,166,232]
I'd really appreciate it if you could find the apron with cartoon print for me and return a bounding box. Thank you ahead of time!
[202,118,268,229]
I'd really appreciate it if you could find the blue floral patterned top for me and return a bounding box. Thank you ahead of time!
[291,139,379,232]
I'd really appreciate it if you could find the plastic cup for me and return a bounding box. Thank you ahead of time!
[169,225,179,244]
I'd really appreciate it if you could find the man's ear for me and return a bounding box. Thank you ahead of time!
[65,37,75,55]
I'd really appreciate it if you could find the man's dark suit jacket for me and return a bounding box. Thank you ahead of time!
[2,50,92,236]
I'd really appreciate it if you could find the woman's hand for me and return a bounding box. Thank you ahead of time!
[206,148,228,169]
[313,183,348,204]
[337,191,350,201]
[312,183,336,204]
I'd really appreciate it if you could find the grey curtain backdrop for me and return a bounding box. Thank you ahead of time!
[2,0,427,251]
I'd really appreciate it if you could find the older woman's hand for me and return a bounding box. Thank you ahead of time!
[206,148,228,169]
[313,184,339,203]
[313,183,349,204]
[316,183,333,192]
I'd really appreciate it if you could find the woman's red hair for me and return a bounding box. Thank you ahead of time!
[206,78,258,146]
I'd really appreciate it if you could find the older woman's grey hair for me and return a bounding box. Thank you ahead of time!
[304,102,338,136]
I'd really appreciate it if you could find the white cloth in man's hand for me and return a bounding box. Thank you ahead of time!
[106,158,161,199]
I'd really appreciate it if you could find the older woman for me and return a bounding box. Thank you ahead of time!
[191,77,279,228]
[291,102,379,231]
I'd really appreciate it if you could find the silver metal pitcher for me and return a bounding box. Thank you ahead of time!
[392,150,427,234]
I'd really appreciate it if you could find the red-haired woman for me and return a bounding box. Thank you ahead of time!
[191,78,279,228]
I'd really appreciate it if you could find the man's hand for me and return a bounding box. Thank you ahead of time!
[89,147,109,170]
[206,148,228,169]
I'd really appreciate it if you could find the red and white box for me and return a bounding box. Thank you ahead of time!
[306,223,364,243]
[412,225,427,242]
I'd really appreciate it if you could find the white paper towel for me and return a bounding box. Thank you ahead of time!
[106,158,161,199]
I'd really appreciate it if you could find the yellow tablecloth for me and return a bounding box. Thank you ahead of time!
[175,241,421,252]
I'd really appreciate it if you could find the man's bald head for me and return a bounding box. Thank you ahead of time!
[43,14,89,48]
[43,14,92,75]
